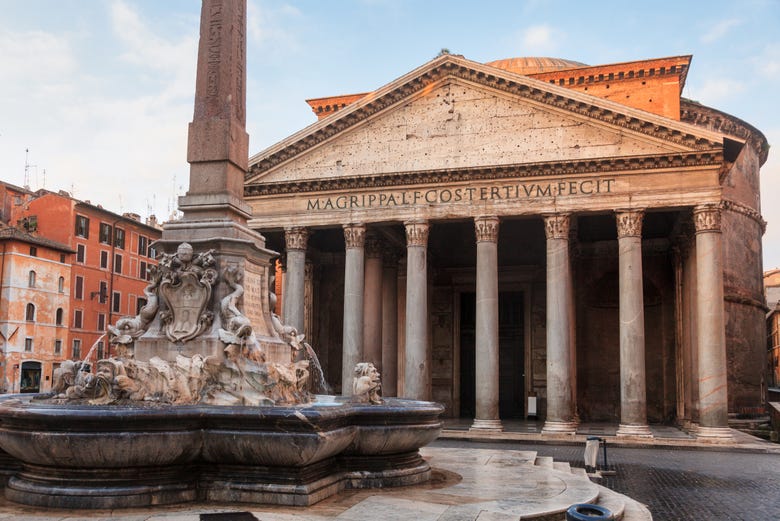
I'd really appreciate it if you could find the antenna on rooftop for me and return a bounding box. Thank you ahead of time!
[24,148,37,190]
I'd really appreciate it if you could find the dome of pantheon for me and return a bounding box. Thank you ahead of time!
[485,57,588,75]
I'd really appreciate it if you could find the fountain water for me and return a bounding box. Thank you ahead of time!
[0,0,442,509]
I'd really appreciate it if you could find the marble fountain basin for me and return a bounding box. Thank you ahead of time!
[0,395,443,509]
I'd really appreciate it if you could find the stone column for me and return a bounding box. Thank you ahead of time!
[282,227,308,334]
[342,224,366,396]
[363,235,383,370]
[470,216,503,432]
[381,249,399,397]
[693,205,732,440]
[541,214,576,435]
[403,221,430,400]
[615,210,652,438]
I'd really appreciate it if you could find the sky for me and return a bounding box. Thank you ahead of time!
[1,0,779,269]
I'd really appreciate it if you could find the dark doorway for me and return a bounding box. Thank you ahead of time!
[20,361,41,393]
[459,291,525,419]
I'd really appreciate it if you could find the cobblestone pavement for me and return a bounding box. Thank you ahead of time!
[431,439,780,521]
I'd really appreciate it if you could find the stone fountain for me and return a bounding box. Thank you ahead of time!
[0,0,442,509]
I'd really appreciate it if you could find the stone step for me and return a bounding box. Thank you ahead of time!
[534,455,554,469]
[570,466,589,478]
[553,461,572,473]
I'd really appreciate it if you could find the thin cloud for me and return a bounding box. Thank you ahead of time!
[247,0,302,51]
[691,77,746,104]
[700,18,743,44]
[519,24,560,55]
[754,43,780,79]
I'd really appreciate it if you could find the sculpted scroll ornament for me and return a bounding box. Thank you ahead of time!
[474,216,499,242]
[157,243,217,343]
[544,214,570,240]
[616,210,644,238]
[694,205,722,233]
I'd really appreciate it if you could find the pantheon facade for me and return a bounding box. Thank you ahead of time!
[244,54,768,439]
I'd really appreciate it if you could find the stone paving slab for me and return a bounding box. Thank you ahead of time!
[0,447,626,521]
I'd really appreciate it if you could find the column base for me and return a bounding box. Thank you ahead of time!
[616,423,653,438]
[469,419,504,432]
[695,426,733,442]
[541,420,577,435]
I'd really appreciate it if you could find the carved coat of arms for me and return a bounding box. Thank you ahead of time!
[157,243,217,343]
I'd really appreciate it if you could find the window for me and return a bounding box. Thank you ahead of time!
[148,244,156,259]
[29,246,37,257]
[24,338,33,352]
[75,215,89,238]
[25,303,35,321]
[140,261,147,280]
[97,341,105,360]
[112,291,121,313]
[72,339,81,359]
[100,250,109,269]
[114,228,125,249]
[74,309,83,329]
[76,244,86,263]
[28,270,35,288]
[55,308,64,326]
[114,253,123,274]
[75,276,84,300]
[58,276,65,293]
[99,222,112,244]
[136,297,147,315]
[99,281,108,304]
[54,339,62,355]
[138,236,148,256]
[97,313,106,332]
[60,253,66,263]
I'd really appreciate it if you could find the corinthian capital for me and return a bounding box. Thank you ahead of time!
[543,214,570,240]
[343,223,366,249]
[616,210,644,238]
[693,204,721,233]
[404,220,429,247]
[284,227,309,251]
[474,216,499,243]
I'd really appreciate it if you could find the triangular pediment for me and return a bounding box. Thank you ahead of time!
[246,54,726,187]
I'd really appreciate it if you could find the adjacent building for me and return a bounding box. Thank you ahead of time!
[10,190,162,362]
[767,269,780,390]
[0,183,161,384]
[0,224,72,393]
[245,54,769,439]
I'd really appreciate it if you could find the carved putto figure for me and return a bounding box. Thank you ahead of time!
[352,362,382,405]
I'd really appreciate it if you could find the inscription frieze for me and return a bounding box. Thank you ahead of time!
[305,178,615,212]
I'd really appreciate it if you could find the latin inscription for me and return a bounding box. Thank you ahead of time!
[306,178,615,211]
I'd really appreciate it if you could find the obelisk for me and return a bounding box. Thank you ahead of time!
[135,0,289,363]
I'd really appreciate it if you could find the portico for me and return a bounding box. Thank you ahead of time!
[245,53,768,440]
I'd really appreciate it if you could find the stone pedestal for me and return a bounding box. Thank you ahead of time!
[470,217,503,432]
